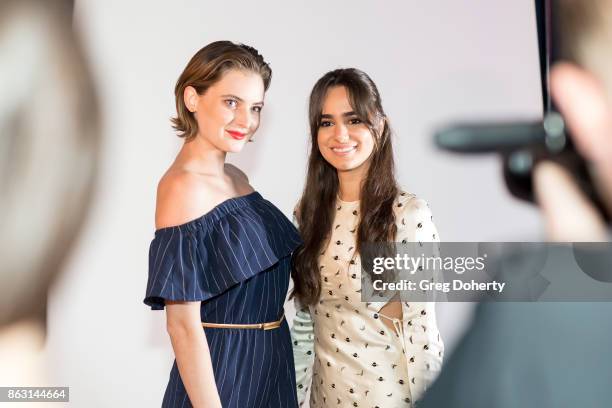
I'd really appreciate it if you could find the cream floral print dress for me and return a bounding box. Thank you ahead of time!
[291,192,444,408]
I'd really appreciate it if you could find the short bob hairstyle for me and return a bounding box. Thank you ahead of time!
[171,41,272,140]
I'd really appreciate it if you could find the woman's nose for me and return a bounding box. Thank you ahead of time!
[334,123,349,142]
[233,106,252,129]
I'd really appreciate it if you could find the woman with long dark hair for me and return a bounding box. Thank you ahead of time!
[291,68,443,407]
[144,41,300,407]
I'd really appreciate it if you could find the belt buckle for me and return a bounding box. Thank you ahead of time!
[262,321,276,331]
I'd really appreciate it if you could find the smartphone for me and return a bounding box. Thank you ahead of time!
[433,0,609,222]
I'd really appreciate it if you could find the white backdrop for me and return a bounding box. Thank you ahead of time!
[47,1,543,406]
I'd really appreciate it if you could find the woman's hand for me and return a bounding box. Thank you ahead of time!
[534,62,612,241]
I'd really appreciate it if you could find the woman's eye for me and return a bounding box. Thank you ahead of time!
[225,99,238,108]
[252,106,262,113]
[320,120,333,128]
[348,118,362,125]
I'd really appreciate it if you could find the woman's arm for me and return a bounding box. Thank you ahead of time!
[290,302,315,407]
[290,205,315,405]
[398,196,444,401]
[155,173,223,407]
[166,301,222,408]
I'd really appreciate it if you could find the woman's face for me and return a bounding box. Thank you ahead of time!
[317,86,376,177]
[186,69,265,153]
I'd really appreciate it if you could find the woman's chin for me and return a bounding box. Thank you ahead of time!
[224,142,248,154]
[330,160,358,172]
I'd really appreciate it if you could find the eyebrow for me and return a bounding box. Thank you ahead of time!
[220,94,264,105]
[320,111,357,119]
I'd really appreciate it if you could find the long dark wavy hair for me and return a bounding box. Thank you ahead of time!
[291,68,399,306]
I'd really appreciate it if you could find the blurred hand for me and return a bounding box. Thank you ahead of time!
[534,62,612,241]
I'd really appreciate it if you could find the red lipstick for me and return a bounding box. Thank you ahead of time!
[226,130,247,140]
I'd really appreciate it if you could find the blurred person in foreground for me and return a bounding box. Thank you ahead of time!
[0,0,99,398]
[418,1,612,407]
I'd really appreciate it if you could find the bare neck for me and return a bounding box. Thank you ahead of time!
[175,135,227,176]
[337,165,368,202]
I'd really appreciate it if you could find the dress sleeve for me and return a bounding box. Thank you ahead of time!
[291,300,315,407]
[289,204,314,406]
[144,227,212,310]
[145,200,302,310]
[396,196,445,402]
[397,196,446,302]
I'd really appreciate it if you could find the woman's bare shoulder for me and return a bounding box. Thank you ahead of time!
[155,169,217,230]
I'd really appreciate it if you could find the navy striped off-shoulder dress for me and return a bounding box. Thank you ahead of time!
[144,192,300,408]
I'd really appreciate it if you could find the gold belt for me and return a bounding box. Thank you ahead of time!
[201,314,285,331]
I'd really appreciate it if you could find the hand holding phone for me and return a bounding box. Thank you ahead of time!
[433,0,611,227]
[534,63,612,239]
[434,110,610,223]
